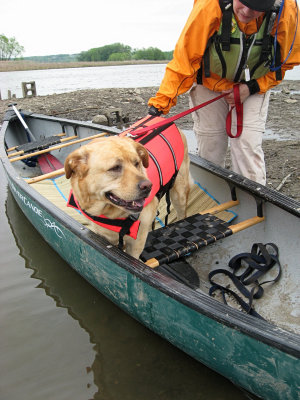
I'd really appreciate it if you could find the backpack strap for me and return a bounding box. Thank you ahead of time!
[197,35,215,83]
[251,7,282,80]
[219,0,233,51]
[197,0,232,83]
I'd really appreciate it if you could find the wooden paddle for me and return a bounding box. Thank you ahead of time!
[8,103,35,141]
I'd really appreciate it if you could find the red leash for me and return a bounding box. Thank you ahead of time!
[120,87,243,139]
[120,92,228,137]
[226,85,243,138]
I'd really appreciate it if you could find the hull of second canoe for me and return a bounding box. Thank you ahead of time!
[4,172,300,400]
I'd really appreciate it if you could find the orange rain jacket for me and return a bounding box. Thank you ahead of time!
[148,0,300,114]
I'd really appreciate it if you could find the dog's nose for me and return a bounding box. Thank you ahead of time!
[138,179,152,194]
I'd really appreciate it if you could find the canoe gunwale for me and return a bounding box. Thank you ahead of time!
[189,154,300,218]
[1,114,300,361]
[2,109,121,135]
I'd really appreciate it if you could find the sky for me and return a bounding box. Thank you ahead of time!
[0,0,194,57]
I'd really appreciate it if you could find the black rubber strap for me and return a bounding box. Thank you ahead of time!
[164,190,171,226]
[209,242,281,318]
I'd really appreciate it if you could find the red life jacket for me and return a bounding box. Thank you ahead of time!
[67,117,184,245]
[124,115,184,202]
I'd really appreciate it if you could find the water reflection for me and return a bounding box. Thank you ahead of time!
[6,190,251,400]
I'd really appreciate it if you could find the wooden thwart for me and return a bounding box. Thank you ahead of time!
[199,199,239,215]
[26,168,65,184]
[9,131,110,163]
[229,216,265,234]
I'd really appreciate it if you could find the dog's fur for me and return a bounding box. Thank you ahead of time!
[65,132,192,259]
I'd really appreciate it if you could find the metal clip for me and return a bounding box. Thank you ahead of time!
[267,12,277,35]
[124,131,138,138]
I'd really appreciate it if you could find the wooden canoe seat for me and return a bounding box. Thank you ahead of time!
[142,212,264,268]
[141,213,232,266]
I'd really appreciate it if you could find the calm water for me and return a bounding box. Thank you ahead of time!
[0,63,284,399]
[0,64,168,99]
[0,63,299,99]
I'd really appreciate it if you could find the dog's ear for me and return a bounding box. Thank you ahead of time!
[64,147,89,179]
[135,142,149,168]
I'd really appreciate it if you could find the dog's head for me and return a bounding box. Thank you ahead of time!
[65,136,152,215]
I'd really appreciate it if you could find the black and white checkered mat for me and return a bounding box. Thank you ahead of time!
[141,213,233,266]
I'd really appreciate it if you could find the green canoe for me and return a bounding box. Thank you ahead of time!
[1,108,299,400]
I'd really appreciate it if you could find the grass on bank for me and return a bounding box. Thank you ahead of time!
[0,60,168,72]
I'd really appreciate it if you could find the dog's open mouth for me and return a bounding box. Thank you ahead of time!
[105,192,146,212]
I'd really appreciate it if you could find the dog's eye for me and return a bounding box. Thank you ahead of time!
[134,161,140,168]
[108,164,122,173]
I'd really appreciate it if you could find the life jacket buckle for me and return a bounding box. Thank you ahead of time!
[125,132,138,138]
[129,214,139,222]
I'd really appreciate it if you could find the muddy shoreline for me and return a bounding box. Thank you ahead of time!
[0,81,299,201]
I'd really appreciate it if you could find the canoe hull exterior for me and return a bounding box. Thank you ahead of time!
[5,173,300,400]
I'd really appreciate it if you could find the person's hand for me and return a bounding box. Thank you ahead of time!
[148,105,162,116]
[222,84,250,106]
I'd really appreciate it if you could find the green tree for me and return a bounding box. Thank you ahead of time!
[133,47,166,60]
[78,43,132,62]
[163,50,174,60]
[0,34,24,60]
[108,52,132,61]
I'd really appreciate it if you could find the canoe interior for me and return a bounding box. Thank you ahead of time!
[2,112,300,337]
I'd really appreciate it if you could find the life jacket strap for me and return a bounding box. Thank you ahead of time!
[137,122,173,146]
[67,191,141,244]
[118,214,140,249]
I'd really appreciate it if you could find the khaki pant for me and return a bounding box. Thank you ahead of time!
[189,84,270,185]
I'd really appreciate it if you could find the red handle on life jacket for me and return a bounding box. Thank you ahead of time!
[119,92,228,138]
[226,85,243,139]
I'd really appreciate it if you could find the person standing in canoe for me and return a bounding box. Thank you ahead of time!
[148,0,300,184]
